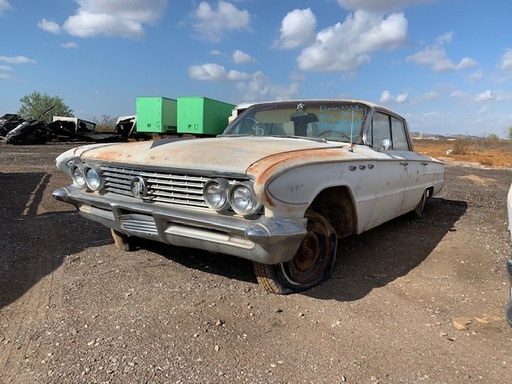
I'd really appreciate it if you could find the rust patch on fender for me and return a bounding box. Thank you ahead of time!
[249,147,358,207]
[249,148,352,185]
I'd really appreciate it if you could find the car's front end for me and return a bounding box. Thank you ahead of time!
[52,137,319,265]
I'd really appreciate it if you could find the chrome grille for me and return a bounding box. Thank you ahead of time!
[119,212,158,235]
[101,165,246,209]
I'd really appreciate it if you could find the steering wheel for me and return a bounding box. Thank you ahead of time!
[318,130,350,140]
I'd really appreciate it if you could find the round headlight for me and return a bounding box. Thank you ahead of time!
[229,183,261,216]
[204,179,230,211]
[72,166,86,188]
[85,167,102,191]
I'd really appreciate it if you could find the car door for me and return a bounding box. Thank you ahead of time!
[391,117,432,212]
[366,112,408,228]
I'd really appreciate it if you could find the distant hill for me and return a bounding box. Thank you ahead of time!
[411,132,482,140]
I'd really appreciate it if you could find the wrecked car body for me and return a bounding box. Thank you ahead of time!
[52,99,445,293]
[0,114,25,137]
[0,113,131,145]
[1,107,55,145]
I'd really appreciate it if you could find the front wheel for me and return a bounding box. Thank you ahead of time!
[110,229,137,251]
[253,210,337,294]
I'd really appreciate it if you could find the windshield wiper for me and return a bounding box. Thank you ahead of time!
[268,134,333,143]
[217,134,254,137]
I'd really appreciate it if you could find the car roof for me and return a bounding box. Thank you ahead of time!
[234,99,401,117]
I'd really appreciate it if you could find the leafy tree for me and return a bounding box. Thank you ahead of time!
[93,114,117,132]
[507,126,512,141]
[18,91,73,123]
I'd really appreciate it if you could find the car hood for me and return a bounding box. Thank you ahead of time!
[79,136,355,174]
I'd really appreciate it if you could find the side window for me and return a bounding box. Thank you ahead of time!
[391,117,410,151]
[372,112,391,149]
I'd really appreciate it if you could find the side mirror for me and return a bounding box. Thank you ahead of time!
[380,138,391,151]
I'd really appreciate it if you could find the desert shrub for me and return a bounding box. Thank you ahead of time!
[451,139,467,155]
[476,133,501,150]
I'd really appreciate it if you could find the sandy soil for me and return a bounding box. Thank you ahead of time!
[1,143,511,383]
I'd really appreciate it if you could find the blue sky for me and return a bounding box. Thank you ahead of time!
[1,0,512,137]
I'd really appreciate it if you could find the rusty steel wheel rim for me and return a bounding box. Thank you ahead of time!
[282,217,331,286]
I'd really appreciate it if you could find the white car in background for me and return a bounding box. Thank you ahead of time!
[507,184,512,326]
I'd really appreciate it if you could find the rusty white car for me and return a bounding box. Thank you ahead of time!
[53,99,444,294]
[507,183,512,326]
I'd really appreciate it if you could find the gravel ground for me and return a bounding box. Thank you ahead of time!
[0,143,511,384]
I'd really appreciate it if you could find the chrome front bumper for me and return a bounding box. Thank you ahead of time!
[52,186,307,265]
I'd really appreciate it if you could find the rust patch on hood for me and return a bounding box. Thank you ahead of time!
[78,137,353,174]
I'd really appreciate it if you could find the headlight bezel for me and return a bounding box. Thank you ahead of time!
[203,178,231,212]
[71,162,102,192]
[203,178,262,216]
[85,166,102,191]
[72,165,87,188]
[229,181,262,216]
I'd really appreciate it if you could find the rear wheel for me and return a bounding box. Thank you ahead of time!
[413,189,429,218]
[253,210,337,294]
[110,229,137,251]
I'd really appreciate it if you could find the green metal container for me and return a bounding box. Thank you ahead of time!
[136,97,177,133]
[177,97,234,135]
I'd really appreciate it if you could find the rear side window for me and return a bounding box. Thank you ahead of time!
[391,117,410,151]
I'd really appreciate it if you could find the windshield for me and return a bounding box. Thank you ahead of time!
[222,101,369,143]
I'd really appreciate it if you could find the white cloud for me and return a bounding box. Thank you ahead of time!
[236,71,299,101]
[468,69,483,83]
[61,42,79,49]
[406,45,477,72]
[38,18,61,34]
[63,11,143,38]
[498,48,512,71]
[478,105,490,114]
[410,91,438,104]
[0,64,12,80]
[475,90,494,102]
[450,89,512,103]
[450,90,467,98]
[273,8,317,50]
[191,0,251,42]
[380,90,409,103]
[336,0,435,12]
[0,55,31,80]
[297,11,407,72]
[70,0,166,23]
[0,0,12,14]
[45,0,168,39]
[0,55,36,64]
[232,50,254,65]
[210,49,224,56]
[188,63,299,101]
[188,63,249,81]
[435,31,453,45]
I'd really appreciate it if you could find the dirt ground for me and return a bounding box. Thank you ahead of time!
[0,143,511,384]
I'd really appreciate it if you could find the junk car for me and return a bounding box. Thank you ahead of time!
[52,99,444,294]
